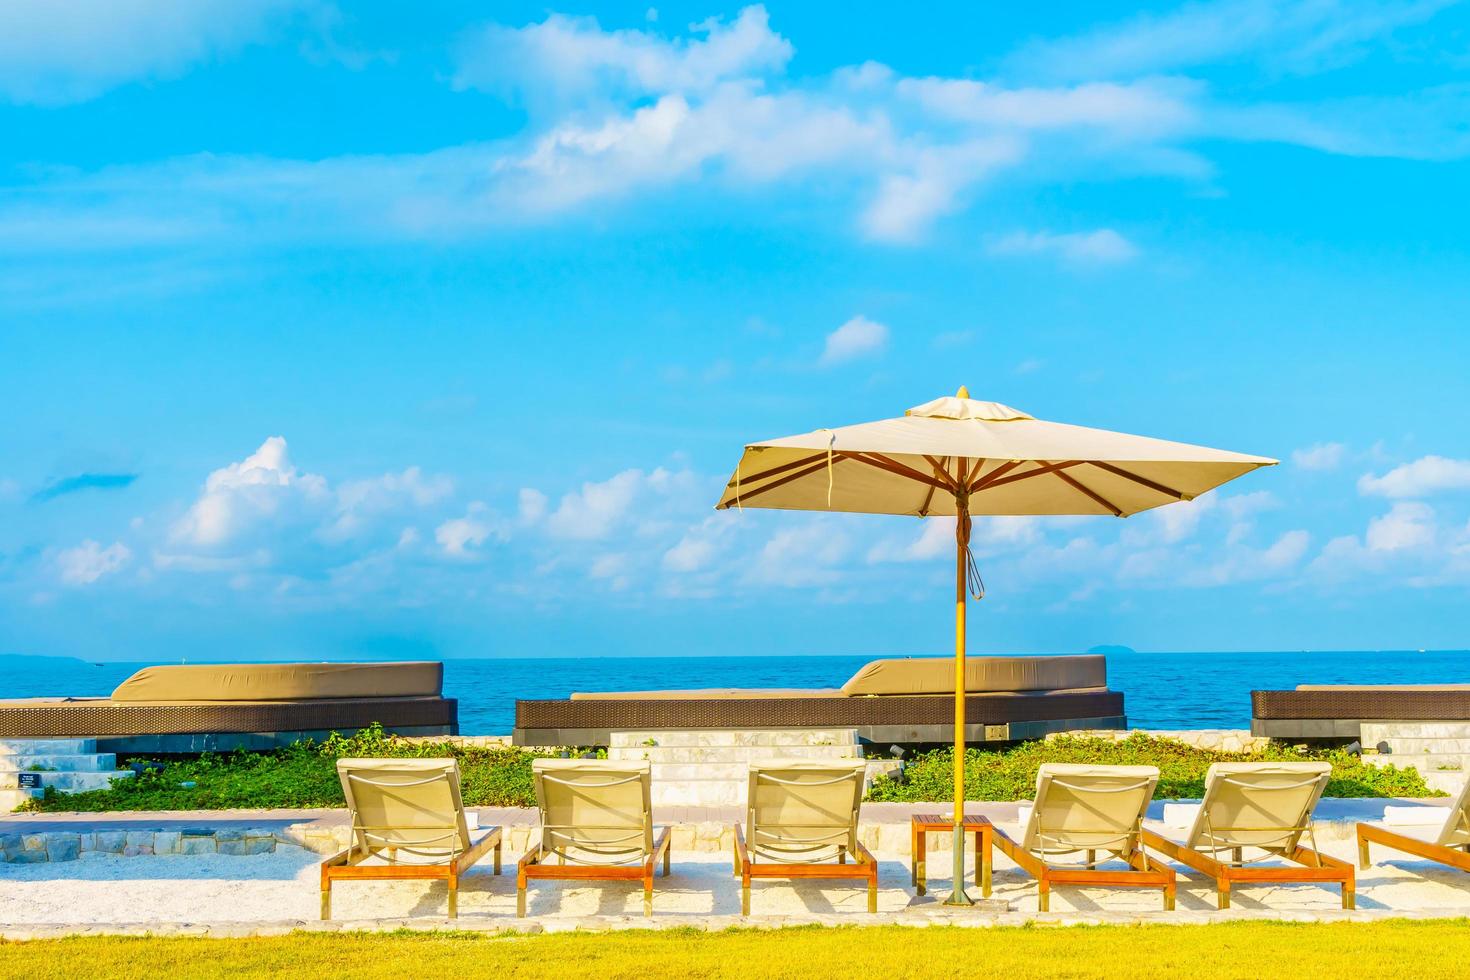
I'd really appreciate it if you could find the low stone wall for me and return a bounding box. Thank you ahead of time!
[1048,728,1272,753]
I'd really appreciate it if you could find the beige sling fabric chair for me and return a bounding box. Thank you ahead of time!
[320,758,502,919]
[733,760,878,915]
[517,759,671,917]
[1357,774,1470,878]
[981,763,1175,911]
[1142,761,1353,909]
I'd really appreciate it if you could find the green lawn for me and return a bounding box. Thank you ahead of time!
[4,921,1469,980]
[21,728,1436,813]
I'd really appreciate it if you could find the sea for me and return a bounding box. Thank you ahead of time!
[3,650,1469,736]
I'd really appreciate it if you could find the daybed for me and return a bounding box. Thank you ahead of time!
[0,661,457,752]
[1251,684,1470,741]
[513,655,1124,746]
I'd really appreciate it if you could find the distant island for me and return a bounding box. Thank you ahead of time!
[1086,645,1136,655]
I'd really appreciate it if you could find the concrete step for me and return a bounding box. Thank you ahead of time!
[608,745,863,764]
[1374,739,1470,754]
[0,770,133,792]
[0,753,117,772]
[1362,723,1470,741]
[1423,770,1470,795]
[0,738,97,756]
[607,729,860,749]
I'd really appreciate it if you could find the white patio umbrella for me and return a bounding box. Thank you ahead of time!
[715,387,1276,905]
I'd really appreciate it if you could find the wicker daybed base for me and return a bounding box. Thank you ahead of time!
[514,690,1124,746]
[1252,688,1470,740]
[0,696,457,741]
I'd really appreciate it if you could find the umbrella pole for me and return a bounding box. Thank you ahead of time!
[945,497,973,906]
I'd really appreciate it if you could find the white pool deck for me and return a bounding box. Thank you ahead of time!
[3,799,1470,939]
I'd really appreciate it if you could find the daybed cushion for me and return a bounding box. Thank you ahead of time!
[570,688,838,701]
[110,662,443,703]
[839,655,1106,696]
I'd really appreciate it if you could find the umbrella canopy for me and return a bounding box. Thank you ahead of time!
[713,388,1276,906]
[716,392,1275,517]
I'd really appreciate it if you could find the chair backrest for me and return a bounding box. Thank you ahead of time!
[336,757,468,863]
[1435,772,1470,848]
[746,760,866,861]
[532,759,653,864]
[1185,761,1330,852]
[1022,763,1158,859]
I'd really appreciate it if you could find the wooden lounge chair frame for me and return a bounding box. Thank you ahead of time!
[517,762,671,917]
[320,760,502,920]
[1357,804,1470,877]
[983,816,1175,911]
[732,761,878,915]
[1140,765,1353,909]
[979,766,1175,911]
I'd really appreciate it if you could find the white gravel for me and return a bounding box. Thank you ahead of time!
[5,835,1470,926]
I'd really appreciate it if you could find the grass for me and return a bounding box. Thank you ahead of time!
[20,725,569,813]
[867,732,1440,801]
[21,730,1438,813]
[5,921,1470,979]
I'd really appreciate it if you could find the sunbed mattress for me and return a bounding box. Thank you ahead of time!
[110,661,443,702]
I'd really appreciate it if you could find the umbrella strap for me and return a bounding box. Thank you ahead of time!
[956,506,984,600]
[820,429,835,506]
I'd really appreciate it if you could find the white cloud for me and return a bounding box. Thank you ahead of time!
[543,467,700,540]
[171,436,328,548]
[1292,442,1346,471]
[55,539,131,585]
[0,0,311,106]
[435,503,498,558]
[454,6,793,106]
[325,467,453,541]
[518,487,549,523]
[819,315,890,366]
[1365,501,1436,551]
[1008,0,1454,82]
[1359,456,1470,498]
[663,517,731,572]
[1182,528,1311,586]
[746,523,849,587]
[987,228,1139,264]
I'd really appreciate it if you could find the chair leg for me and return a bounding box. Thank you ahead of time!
[517,874,528,918]
[494,842,502,876]
[838,847,847,864]
[664,844,671,877]
[644,874,654,918]
[320,882,331,921]
[741,879,751,916]
[447,875,458,919]
[1343,883,1356,910]
[1037,882,1050,912]
[868,871,878,914]
[1217,880,1231,910]
[1358,835,1371,870]
[1164,881,1176,912]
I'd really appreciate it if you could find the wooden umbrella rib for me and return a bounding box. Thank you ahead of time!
[718,456,846,508]
[969,459,1022,493]
[921,455,960,492]
[724,451,828,489]
[839,452,950,492]
[1053,469,1124,517]
[973,460,1083,492]
[917,456,949,516]
[1086,461,1189,501]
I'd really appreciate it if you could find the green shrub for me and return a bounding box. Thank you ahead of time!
[21,724,562,813]
[866,733,1441,802]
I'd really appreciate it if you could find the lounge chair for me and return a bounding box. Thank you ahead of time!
[981,763,1175,911]
[733,759,878,915]
[320,757,502,919]
[517,759,671,917]
[1356,775,1470,877]
[1141,762,1353,909]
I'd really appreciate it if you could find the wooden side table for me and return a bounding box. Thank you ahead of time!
[910,813,992,897]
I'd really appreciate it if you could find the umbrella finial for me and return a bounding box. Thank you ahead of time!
[956,385,970,399]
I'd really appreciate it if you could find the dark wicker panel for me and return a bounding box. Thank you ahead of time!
[515,691,1124,731]
[0,697,457,738]
[1252,689,1470,721]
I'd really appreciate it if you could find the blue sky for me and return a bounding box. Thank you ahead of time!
[2,1,1469,662]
